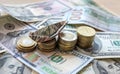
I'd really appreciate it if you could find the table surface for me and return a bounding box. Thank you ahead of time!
[94,0,120,16]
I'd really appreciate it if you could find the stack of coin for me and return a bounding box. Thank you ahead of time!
[16,36,37,52]
[37,38,56,52]
[58,30,77,51]
[77,26,96,49]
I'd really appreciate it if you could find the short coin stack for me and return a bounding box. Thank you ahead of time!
[37,38,56,52]
[16,36,37,52]
[77,26,96,49]
[58,30,77,51]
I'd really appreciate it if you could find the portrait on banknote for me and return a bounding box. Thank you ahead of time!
[93,59,120,74]
[91,36,102,54]
[0,53,31,74]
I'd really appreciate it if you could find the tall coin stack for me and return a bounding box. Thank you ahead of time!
[58,30,77,51]
[77,26,96,49]
[37,38,56,52]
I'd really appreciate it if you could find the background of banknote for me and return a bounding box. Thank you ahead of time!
[0,52,32,74]
[79,59,120,74]
[0,0,120,74]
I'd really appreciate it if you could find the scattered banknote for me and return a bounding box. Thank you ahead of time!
[0,8,8,16]
[61,0,120,32]
[0,52,32,74]
[32,70,39,74]
[1,0,120,32]
[67,6,120,32]
[78,58,120,74]
[92,32,120,58]
[29,20,67,42]
[0,15,93,74]
[77,63,95,74]
[78,32,120,59]
[0,0,71,22]
[0,46,6,53]
[1,42,93,74]
[93,59,120,74]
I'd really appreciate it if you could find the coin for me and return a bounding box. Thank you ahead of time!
[59,30,77,46]
[58,43,75,51]
[38,44,56,50]
[58,30,77,51]
[77,26,96,49]
[37,38,56,48]
[37,47,55,52]
[17,37,36,47]
[16,36,37,52]
[37,38,56,52]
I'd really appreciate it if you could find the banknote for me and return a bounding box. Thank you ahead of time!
[29,20,67,42]
[78,58,120,74]
[67,6,120,32]
[0,0,71,22]
[77,63,95,74]
[0,46,6,53]
[0,8,8,16]
[0,15,93,74]
[0,52,32,74]
[32,70,39,74]
[1,42,93,74]
[93,59,120,74]
[92,32,120,58]
[77,32,120,59]
[60,0,120,32]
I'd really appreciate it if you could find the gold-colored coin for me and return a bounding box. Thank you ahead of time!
[59,38,77,46]
[37,38,56,50]
[37,38,56,48]
[38,44,56,50]
[38,47,55,52]
[16,45,36,52]
[58,43,75,51]
[77,26,96,49]
[58,43,74,48]
[77,26,96,37]
[16,36,37,52]
[58,45,75,51]
[17,36,36,48]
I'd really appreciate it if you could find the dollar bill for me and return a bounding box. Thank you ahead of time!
[0,15,93,74]
[93,59,120,74]
[0,46,6,53]
[77,32,120,59]
[0,43,93,74]
[0,52,32,74]
[32,70,39,74]
[61,0,120,32]
[29,20,67,42]
[0,0,71,22]
[77,63,95,74]
[78,58,120,74]
[67,6,120,32]
[0,8,8,16]
[92,32,120,58]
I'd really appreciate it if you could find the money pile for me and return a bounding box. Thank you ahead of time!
[37,38,56,52]
[58,30,77,51]
[0,0,120,74]
[16,36,37,52]
[77,26,96,49]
